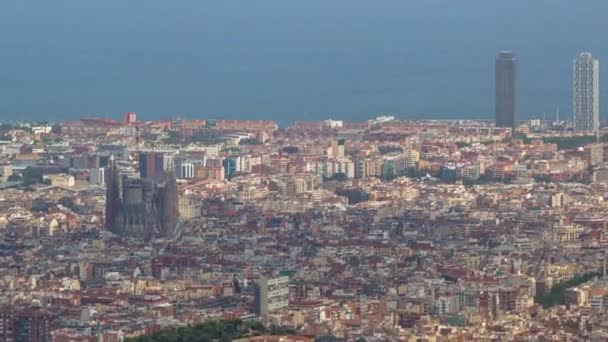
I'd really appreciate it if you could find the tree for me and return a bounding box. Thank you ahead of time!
[31,199,52,212]
[324,173,348,182]
[378,145,403,155]
[162,131,180,145]
[239,138,262,145]
[510,132,533,145]
[282,146,299,154]
[58,197,75,209]
[22,167,43,186]
[0,124,14,134]
[268,325,296,335]
[125,320,276,342]
[7,174,21,182]
[542,135,596,150]
[336,188,369,204]
[222,146,240,153]
[51,124,62,135]
[191,133,224,145]
[535,272,601,308]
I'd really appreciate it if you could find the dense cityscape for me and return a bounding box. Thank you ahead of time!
[0,34,608,342]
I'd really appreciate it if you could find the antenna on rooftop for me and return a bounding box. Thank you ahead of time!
[556,106,560,125]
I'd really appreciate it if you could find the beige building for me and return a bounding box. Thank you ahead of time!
[551,192,569,207]
[44,174,76,187]
[0,164,13,182]
[327,139,345,159]
[584,142,603,167]
[594,169,608,183]
[552,224,585,243]
[404,149,420,169]
[178,194,201,220]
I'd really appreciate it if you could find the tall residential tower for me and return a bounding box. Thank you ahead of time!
[574,52,600,133]
[495,51,517,130]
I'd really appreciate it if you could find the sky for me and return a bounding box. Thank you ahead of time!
[1,0,608,125]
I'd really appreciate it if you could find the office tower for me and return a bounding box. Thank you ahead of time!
[105,156,122,234]
[0,307,51,342]
[139,152,165,179]
[574,52,600,133]
[123,112,137,125]
[404,150,420,169]
[89,167,105,186]
[495,51,517,130]
[199,158,225,181]
[254,276,289,316]
[515,163,532,184]
[584,142,604,167]
[327,139,346,159]
[178,194,201,220]
[163,153,175,174]
[106,158,180,239]
[222,158,237,179]
[179,161,196,180]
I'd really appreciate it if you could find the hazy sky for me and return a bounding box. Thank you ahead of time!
[1,0,608,124]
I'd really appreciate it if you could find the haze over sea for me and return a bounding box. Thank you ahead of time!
[1,0,608,126]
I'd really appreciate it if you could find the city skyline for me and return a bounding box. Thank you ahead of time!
[3,50,605,128]
[3,1,608,125]
[3,113,608,340]
[4,1,608,340]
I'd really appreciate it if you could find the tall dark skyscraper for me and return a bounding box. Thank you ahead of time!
[495,51,517,130]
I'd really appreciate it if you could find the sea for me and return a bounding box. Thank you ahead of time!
[1,0,608,127]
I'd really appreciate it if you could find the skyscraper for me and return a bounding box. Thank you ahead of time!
[495,51,517,130]
[254,276,289,316]
[139,152,165,179]
[574,52,600,133]
[0,307,51,342]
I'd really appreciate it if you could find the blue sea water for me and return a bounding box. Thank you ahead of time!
[1,0,608,126]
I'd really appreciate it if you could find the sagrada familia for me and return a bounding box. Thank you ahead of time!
[105,157,179,240]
